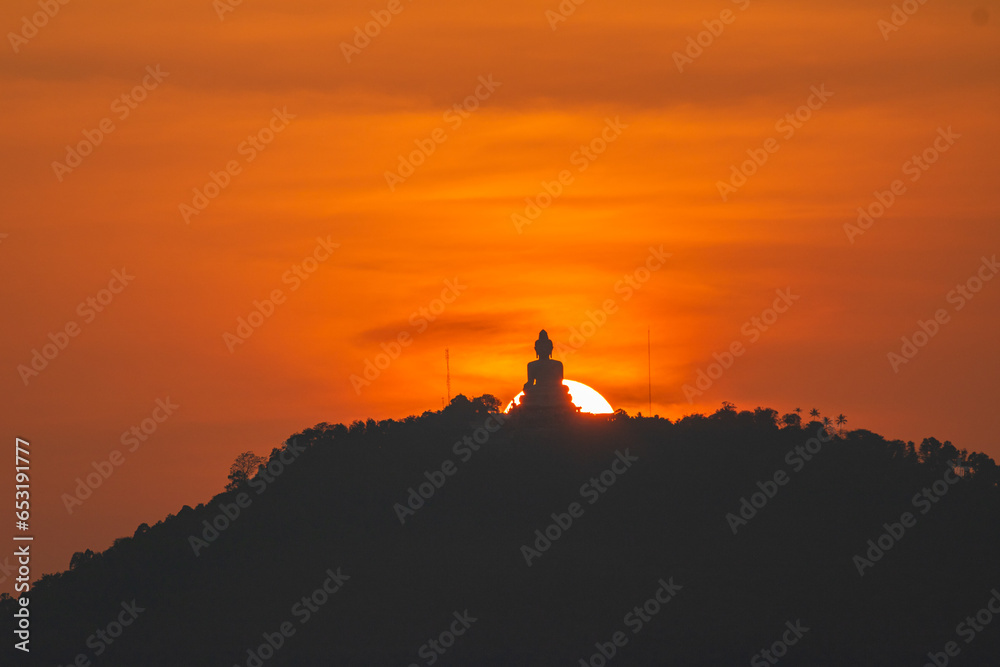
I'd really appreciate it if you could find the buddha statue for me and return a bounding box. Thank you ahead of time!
[520,330,577,412]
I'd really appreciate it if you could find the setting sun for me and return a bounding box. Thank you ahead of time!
[4,0,999,662]
[506,379,614,414]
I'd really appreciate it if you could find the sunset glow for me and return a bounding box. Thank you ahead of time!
[2,0,997,583]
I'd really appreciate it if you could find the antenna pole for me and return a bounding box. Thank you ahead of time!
[445,349,451,402]
[647,327,652,416]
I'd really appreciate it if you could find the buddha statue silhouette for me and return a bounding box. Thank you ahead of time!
[520,330,578,413]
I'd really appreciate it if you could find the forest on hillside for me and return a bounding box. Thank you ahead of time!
[4,397,999,666]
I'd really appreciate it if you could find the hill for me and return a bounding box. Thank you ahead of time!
[4,397,1000,666]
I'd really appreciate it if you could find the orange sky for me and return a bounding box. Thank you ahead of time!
[2,0,998,579]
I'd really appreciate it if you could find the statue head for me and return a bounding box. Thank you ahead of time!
[534,330,554,359]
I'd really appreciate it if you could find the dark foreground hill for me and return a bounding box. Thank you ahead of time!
[4,398,1000,666]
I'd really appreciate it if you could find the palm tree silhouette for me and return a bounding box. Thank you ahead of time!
[822,416,832,435]
[836,414,847,436]
[794,407,802,415]
[810,408,820,419]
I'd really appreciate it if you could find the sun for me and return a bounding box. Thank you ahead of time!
[504,379,614,414]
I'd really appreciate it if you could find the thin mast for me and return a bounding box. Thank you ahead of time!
[647,328,652,415]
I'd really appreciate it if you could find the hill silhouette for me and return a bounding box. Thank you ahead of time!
[4,397,999,666]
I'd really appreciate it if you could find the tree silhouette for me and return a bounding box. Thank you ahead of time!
[68,549,95,570]
[754,407,779,428]
[822,416,833,435]
[473,394,502,413]
[810,408,820,419]
[918,438,961,469]
[226,451,267,491]
[836,413,847,435]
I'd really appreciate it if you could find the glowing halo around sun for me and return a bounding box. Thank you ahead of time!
[504,379,614,414]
